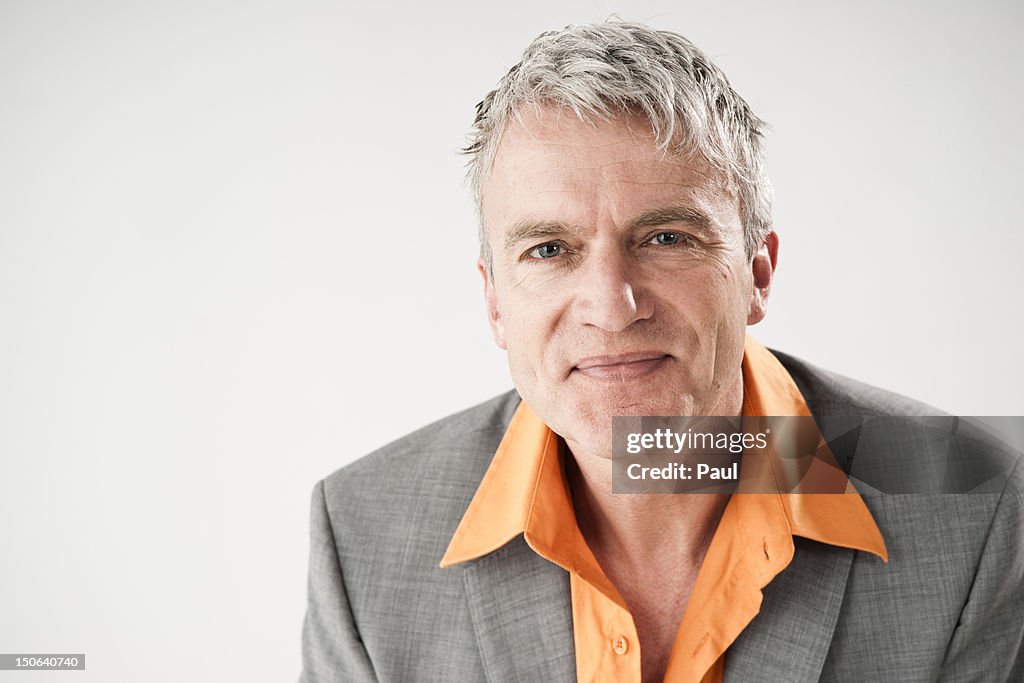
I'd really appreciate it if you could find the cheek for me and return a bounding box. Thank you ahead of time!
[505,297,583,392]
[663,266,750,360]
[707,261,752,311]
[708,269,754,358]
[672,269,741,324]
[499,297,557,374]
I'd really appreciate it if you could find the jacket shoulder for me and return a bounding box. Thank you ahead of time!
[305,393,520,681]
[770,348,943,417]
[320,389,521,516]
[771,348,1020,493]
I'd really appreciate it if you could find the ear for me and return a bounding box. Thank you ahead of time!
[478,259,508,350]
[747,230,779,325]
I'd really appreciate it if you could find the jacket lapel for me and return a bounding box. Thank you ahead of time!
[460,535,577,682]
[725,538,855,681]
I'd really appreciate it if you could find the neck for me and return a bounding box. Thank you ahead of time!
[564,375,743,563]
[565,451,730,567]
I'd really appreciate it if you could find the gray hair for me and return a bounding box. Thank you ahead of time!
[463,21,773,267]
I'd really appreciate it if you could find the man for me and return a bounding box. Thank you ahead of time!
[301,21,1023,682]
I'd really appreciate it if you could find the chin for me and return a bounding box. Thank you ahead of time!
[570,394,691,435]
[579,385,698,417]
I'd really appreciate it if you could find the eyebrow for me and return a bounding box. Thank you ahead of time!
[501,204,718,253]
[627,205,717,236]
[502,220,575,252]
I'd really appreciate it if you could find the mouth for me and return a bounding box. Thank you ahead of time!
[572,352,671,381]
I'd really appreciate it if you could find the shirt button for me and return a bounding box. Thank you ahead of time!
[612,636,629,655]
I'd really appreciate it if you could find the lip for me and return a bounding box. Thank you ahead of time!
[572,352,671,380]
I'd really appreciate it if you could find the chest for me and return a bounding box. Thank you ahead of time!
[602,555,704,682]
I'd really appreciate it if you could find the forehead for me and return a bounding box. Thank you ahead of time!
[480,106,738,233]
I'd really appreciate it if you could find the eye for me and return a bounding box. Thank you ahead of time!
[528,242,563,259]
[649,231,686,246]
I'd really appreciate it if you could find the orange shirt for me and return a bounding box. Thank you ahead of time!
[441,337,887,682]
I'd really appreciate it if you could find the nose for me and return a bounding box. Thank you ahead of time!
[574,246,652,332]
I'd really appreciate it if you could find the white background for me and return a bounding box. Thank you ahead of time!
[1,0,1021,681]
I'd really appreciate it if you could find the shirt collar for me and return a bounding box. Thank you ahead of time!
[441,335,887,569]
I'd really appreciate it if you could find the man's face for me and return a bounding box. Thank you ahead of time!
[479,107,776,457]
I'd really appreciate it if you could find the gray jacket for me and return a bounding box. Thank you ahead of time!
[300,351,1024,682]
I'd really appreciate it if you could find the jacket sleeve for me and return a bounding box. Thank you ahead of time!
[300,480,378,683]
[940,458,1024,681]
